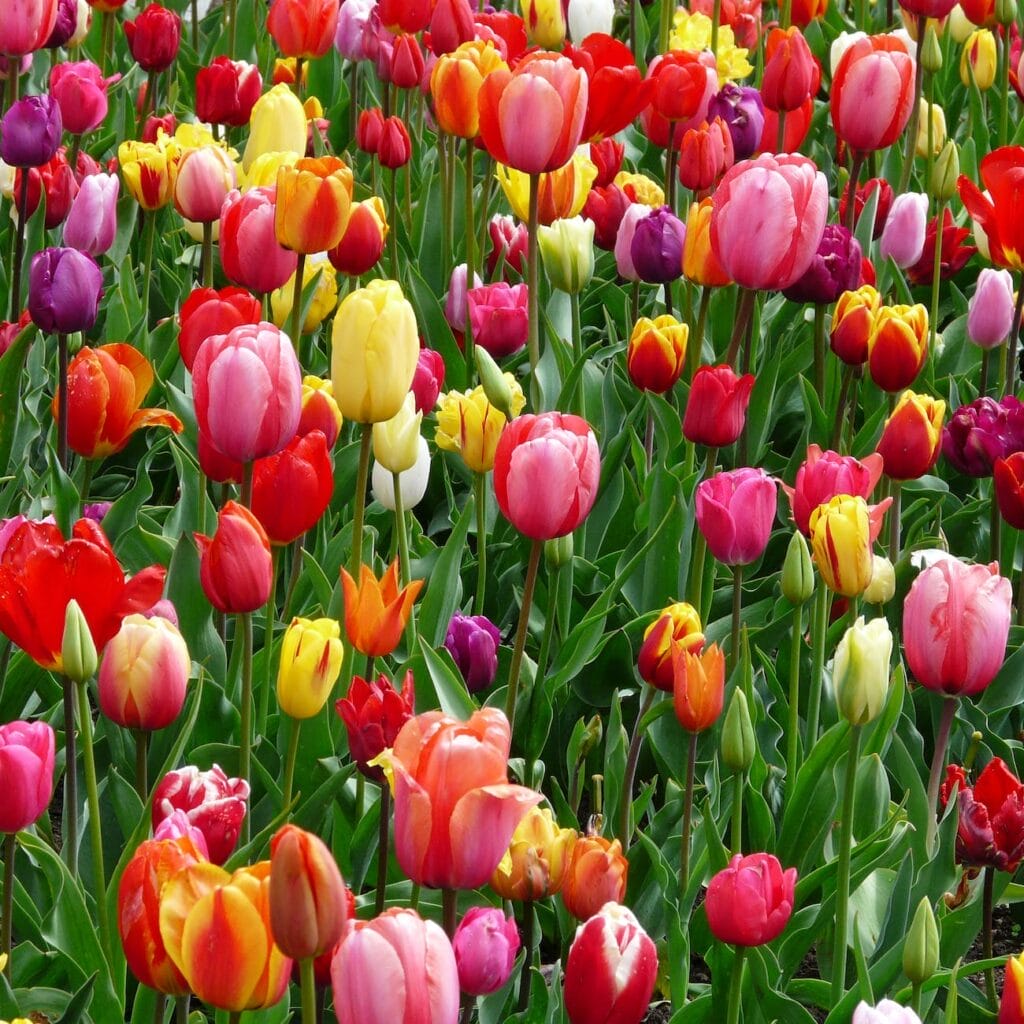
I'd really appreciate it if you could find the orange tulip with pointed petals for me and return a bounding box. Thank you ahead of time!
[340,560,423,657]
[672,642,725,733]
[53,343,183,460]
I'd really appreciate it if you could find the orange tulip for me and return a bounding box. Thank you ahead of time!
[637,602,704,692]
[430,40,508,139]
[159,860,291,1013]
[560,834,628,921]
[831,285,880,366]
[266,0,338,59]
[275,156,354,255]
[340,560,423,657]
[53,343,183,460]
[683,198,730,287]
[672,642,725,733]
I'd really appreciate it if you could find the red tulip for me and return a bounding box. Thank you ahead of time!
[335,671,415,782]
[195,501,273,614]
[411,347,445,415]
[429,0,475,55]
[705,853,797,946]
[582,183,630,251]
[838,177,893,240]
[761,27,820,113]
[178,286,262,372]
[219,188,299,296]
[647,49,718,131]
[327,197,388,277]
[379,0,431,32]
[251,431,334,545]
[390,33,424,90]
[377,115,412,169]
[356,107,385,155]
[682,364,755,448]
[995,452,1024,529]
[941,759,1024,871]
[124,4,181,73]
[905,208,977,287]
[266,0,338,58]
[678,117,734,192]
[196,57,263,128]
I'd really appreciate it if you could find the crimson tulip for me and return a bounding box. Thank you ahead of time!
[564,34,653,142]
[761,27,819,113]
[250,431,334,545]
[995,452,1024,529]
[195,501,273,615]
[177,286,262,372]
[124,4,181,72]
[196,57,262,128]
[705,853,797,946]
[335,671,415,782]
[941,759,1024,871]
[682,365,755,448]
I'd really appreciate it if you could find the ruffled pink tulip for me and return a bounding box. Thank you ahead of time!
[710,153,829,291]
[494,412,601,541]
[0,720,55,833]
[564,903,658,1024]
[903,556,1012,696]
[192,322,302,463]
[219,187,298,295]
[388,708,542,889]
[782,444,884,536]
[49,60,115,135]
[63,171,119,256]
[696,468,777,566]
[705,853,797,947]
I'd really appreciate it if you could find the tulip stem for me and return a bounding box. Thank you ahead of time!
[687,447,717,614]
[830,722,861,1005]
[57,333,70,473]
[350,424,372,577]
[134,729,148,801]
[389,169,400,280]
[925,696,958,852]
[238,611,254,843]
[517,900,535,1012]
[464,139,476,377]
[473,472,487,616]
[812,303,827,404]
[619,687,658,849]
[289,252,307,360]
[680,730,699,901]
[888,481,902,562]
[928,201,946,355]
[982,865,999,1007]
[691,286,710,380]
[526,172,541,379]
[2,58,17,118]
[644,406,655,474]
[282,716,300,812]
[392,471,416,649]
[725,289,755,368]
[138,209,158,330]
[189,0,198,49]
[786,601,804,797]
[571,290,585,420]
[726,946,746,1024]
[830,366,854,450]
[1003,273,1024,399]
[729,565,743,680]
[258,547,280,736]
[151,992,166,1024]
[805,581,830,751]
[898,16,928,194]
[300,956,316,1024]
[992,495,1002,566]
[504,538,543,731]
[710,0,722,59]
[76,681,112,969]
[659,0,674,55]
[375,783,390,914]
[175,995,188,1023]
[228,1013,241,1024]
[62,679,78,876]
[442,887,458,939]
[1,832,14,981]
[9,166,31,320]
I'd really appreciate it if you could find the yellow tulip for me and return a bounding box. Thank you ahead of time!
[537,216,595,294]
[491,806,577,901]
[430,40,509,139]
[915,99,946,157]
[520,0,565,48]
[373,393,423,474]
[435,380,525,473]
[118,140,176,211]
[276,617,344,719]
[809,494,874,597]
[960,28,997,89]
[270,254,338,334]
[613,171,665,208]
[243,150,299,189]
[242,82,308,172]
[497,151,597,225]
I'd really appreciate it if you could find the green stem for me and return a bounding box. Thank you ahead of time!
[349,424,373,577]
[680,730,698,901]
[831,723,862,1004]
[175,995,188,1023]
[375,783,390,914]
[687,447,718,610]
[844,152,866,235]
[1003,272,1024,398]
[226,0,237,58]
[898,16,928,193]
[786,602,804,799]
[570,289,584,419]
[301,957,316,1024]
[238,612,254,843]
[813,303,827,402]
[77,681,112,967]
[726,946,747,1024]
[439,132,451,275]
[910,982,922,1017]
[526,172,541,377]
[729,565,743,679]
[464,138,476,377]
[644,404,655,474]
[282,716,300,812]
[258,547,280,736]
[889,481,902,563]
[1,832,14,982]
[62,679,78,876]
[134,729,148,801]
[517,900,534,1012]
[924,696,958,851]
[228,1013,241,1024]
[504,539,543,729]
[392,470,416,649]
[730,769,745,856]
[806,582,830,751]
[442,887,457,939]
[618,687,657,849]
[928,201,946,357]
[711,0,722,56]
[389,168,399,280]
[984,865,998,1008]
[201,221,214,288]
[289,252,307,355]
[152,992,167,1024]
[725,289,755,367]
[190,0,198,49]
[10,169,29,320]
[474,472,488,616]
[659,0,674,53]
[690,286,711,381]
[57,333,69,473]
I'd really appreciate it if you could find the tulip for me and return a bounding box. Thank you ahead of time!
[0,95,62,168]
[335,670,415,782]
[173,145,236,224]
[251,431,334,546]
[443,264,480,335]
[673,642,725,732]
[941,759,1024,871]
[682,364,754,447]
[590,138,624,187]
[561,834,628,920]
[761,27,819,113]
[614,203,650,282]
[782,224,862,306]
[677,117,734,193]
[48,61,113,136]
[852,1000,923,1024]
[838,178,894,240]
[178,285,262,372]
[696,469,776,566]
[266,0,338,58]
[567,0,615,39]
[270,255,338,335]
[626,315,689,394]
[330,279,419,424]
[478,52,588,174]
[124,3,180,73]
[995,451,1024,529]
[44,0,78,46]
[645,50,718,138]
[435,383,522,473]
[943,397,1024,477]
[830,35,915,154]
[783,445,884,536]
[19,152,78,231]
[195,501,273,615]
[867,304,928,392]
[218,188,297,295]
[356,106,385,155]
[372,437,428,509]
[297,375,342,448]
[0,519,165,672]
[389,33,424,90]
[192,321,302,463]
[682,198,731,287]
[467,282,529,359]
[0,0,58,55]
[429,0,474,55]
[327,197,388,277]
[630,205,686,285]
[486,213,529,275]
[496,153,597,226]
[903,556,1011,695]
[968,269,1015,349]
[0,721,55,833]
[705,852,797,946]
[879,192,928,268]
[196,57,262,128]
[959,146,1024,271]
[377,115,412,169]
[411,348,445,415]
[242,83,307,173]
[831,285,881,365]
[582,184,629,252]
[915,99,946,158]
[538,216,595,294]
[521,0,565,47]
[711,154,829,291]
[28,246,103,335]
[637,603,705,692]
[379,0,431,32]
[159,860,291,1011]
[118,139,175,211]
[875,391,945,480]
[961,28,998,88]
[491,806,577,901]
[1002,955,1024,1024]
[62,172,119,256]
[444,612,501,692]
[706,84,765,161]
[564,903,658,1024]
[276,617,343,720]
[98,614,189,731]
[452,906,519,996]
[833,617,892,726]
[341,561,423,658]
[330,909,460,1024]
[809,494,875,598]
[372,394,422,476]
[494,412,600,541]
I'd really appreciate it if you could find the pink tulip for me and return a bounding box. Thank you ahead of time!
[705,853,797,947]
[334,0,375,60]
[173,144,236,224]
[330,908,460,1024]
[467,282,529,358]
[192,321,302,463]
[879,192,927,269]
[782,444,884,536]
[968,268,1015,349]
[452,907,519,996]
[0,0,58,56]
[63,172,119,256]
[219,187,298,295]
[696,468,777,566]
[494,412,601,541]
[613,203,650,282]
[0,720,55,833]
[152,807,211,857]
[48,61,115,135]
[564,903,658,1024]
[903,556,1012,696]
[710,153,828,291]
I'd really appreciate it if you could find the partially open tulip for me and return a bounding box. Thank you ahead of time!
[341,560,423,658]
[875,391,945,480]
[491,805,577,901]
[637,602,705,692]
[98,614,190,731]
[696,468,777,566]
[809,494,875,597]
[561,834,628,921]
[673,642,726,732]
[678,117,734,192]
[431,40,508,138]
[705,852,797,946]
[386,708,542,889]
[28,246,103,334]
[0,720,55,833]
[784,445,884,536]
[627,315,689,394]
[564,903,658,1024]
[959,146,1024,271]
[195,501,273,614]
[452,906,520,996]
[941,759,1024,871]
[968,268,1015,349]
[831,285,881,366]
[943,397,1024,477]
[867,304,928,392]
[903,556,1011,695]
[276,617,343,719]
[330,909,460,1024]
[118,139,176,211]
[242,83,307,173]
[335,670,415,782]
[196,57,262,128]
[173,145,236,224]
[879,193,928,269]
[435,382,523,473]
[48,61,114,135]
[761,27,819,113]
[0,0,59,55]
[267,0,338,58]
[707,84,765,161]
[219,187,298,296]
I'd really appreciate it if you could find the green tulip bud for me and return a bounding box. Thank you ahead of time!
[545,533,573,569]
[537,216,596,295]
[834,616,892,726]
[931,142,960,202]
[781,531,815,605]
[62,599,97,683]
[474,345,516,419]
[996,0,1016,24]
[721,688,755,773]
[921,24,943,73]
[903,897,940,985]
[578,714,603,761]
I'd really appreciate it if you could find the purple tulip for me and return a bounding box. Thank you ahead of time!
[28,246,103,334]
[630,205,685,285]
[443,262,482,334]
[45,0,80,48]
[445,612,501,692]
[968,268,1015,350]
[782,223,863,305]
[942,396,1024,477]
[707,84,765,160]
[0,94,62,168]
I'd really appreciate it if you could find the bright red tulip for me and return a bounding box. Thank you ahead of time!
[378,0,431,32]
[761,27,819,113]
[995,452,1024,529]
[390,33,424,89]
[958,146,1024,272]
[266,0,337,58]
[941,759,1024,871]
[250,431,334,545]
[196,57,263,127]
[178,286,262,372]
[705,853,797,946]
[195,502,272,615]
[335,671,416,782]
[682,365,755,448]
[124,4,181,72]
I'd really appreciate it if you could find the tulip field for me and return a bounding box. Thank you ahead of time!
[4,0,1024,1021]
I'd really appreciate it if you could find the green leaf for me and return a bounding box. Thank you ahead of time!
[417,497,473,648]
[418,639,477,718]
[0,323,37,472]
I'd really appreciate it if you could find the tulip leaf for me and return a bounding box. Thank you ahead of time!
[417,496,473,649]
[55,972,96,1024]
[0,322,36,473]
[418,638,476,719]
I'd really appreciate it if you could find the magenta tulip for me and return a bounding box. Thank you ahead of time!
[219,187,298,295]
[0,720,55,833]
[452,906,520,996]
[695,468,777,566]
[705,853,797,947]
[48,61,114,136]
[467,282,529,358]
[63,172,119,256]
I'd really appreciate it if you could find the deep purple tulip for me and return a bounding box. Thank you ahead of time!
[28,246,103,334]
[0,94,62,168]
[782,223,863,305]
[942,396,1024,477]
[707,84,765,161]
[45,0,79,48]
[630,205,686,285]
[444,612,501,692]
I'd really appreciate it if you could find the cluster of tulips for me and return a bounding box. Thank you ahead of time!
[3,0,1024,1020]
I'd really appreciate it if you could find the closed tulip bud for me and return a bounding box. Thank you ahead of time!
[590,138,623,188]
[931,141,960,202]
[277,617,343,719]
[626,315,689,394]
[411,347,445,415]
[722,687,755,772]
[474,347,519,420]
[545,533,573,568]
[673,642,725,732]
[867,304,929,392]
[373,393,423,474]
[267,0,338,59]
[781,530,815,604]
[637,602,704,692]
[968,269,1015,349]
[356,106,385,154]
[124,4,180,72]
[270,255,337,335]
[863,555,896,604]
[242,83,307,172]
[390,33,424,89]
[961,29,997,88]
[809,495,874,598]
[29,246,103,334]
[195,501,273,614]
[696,468,777,567]
[762,27,819,113]
[377,115,412,169]
[428,0,474,56]
[444,612,501,692]
[920,24,943,73]
[0,95,62,168]
[327,196,388,277]
[834,616,892,726]
[99,614,190,730]
[276,156,353,254]
[880,193,928,268]
[173,145,236,223]
[705,853,797,946]
[831,286,880,366]
[903,897,939,985]
[269,824,348,961]
[915,98,946,157]
[538,216,595,294]
[453,907,520,995]
[564,903,658,1024]
[561,834,628,920]
[63,171,119,256]
[296,376,342,448]
[876,390,945,480]
[61,599,97,683]
[0,720,56,834]
[678,117,734,193]
[219,187,298,295]
[520,0,565,47]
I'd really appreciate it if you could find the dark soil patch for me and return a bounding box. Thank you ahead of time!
[964,902,1021,996]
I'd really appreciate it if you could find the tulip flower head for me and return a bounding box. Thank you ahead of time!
[637,602,705,692]
[784,444,884,536]
[445,612,501,692]
[626,315,689,394]
[491,805,577,901]
[705,852,797,946]
[195,502,273,615]
[833,617,892,726]
[335,670,416,782]
[276,617,344,720]
[0,720,56,833]
[968,269,1015,349]
[341,560,423,658]
[28,246,103,335]
[959,146,1024,271]
[851,1000,923,1024]
[831,285,881,366]
[696,468,777,566]
[452,906,520,995]
[275,156,353,254]
[0,0,59,55]
[943,397,1024,478]
[941,759,1024,872]
[673,642,726,732]
[561,833,628,921]
[875,390,945,480]
[683,364,754,446]
[809,494,876,598]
